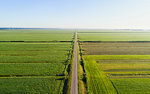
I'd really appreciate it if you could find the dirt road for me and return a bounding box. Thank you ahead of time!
[71,32,78,94]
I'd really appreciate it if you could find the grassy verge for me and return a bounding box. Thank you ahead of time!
[78,41,88,94]
[63,33,75,94]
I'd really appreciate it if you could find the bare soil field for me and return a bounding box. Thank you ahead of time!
[81,42,150,55]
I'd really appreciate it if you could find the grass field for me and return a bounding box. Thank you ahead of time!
[2,29,150,93]
[83,56,117,94]
[79,31,150,94]
[83,55,150,93]
[0,43,71,63]
[0,77,64,94]
[78,32,150,41]
[0,63,65,76]
[112,78,150,94]
[0,30,74,93]
[0,30,73,41]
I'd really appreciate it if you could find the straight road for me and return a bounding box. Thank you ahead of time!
[71,32,78,94]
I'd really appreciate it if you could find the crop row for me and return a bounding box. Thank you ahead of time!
[112,78,150,94]
[79,32,150,94]
[0,30,74,41]
[78,32,150,41]
[0,42,73,93]
[81,42,150,55]
[0,77,64,94]
[83,56,117,94]
[0,43,71,63]
[83,55,150,93]
[0,63,65,76]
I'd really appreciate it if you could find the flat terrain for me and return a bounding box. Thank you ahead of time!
[83,55,150,94]
[81,42,150,55]
[0,77,63,94]
[78,32,150,41]
[0,30,74,93]
[2,29,150,93]
[83,56,117,94]
[79,31,150,94]
[0,30,73,41]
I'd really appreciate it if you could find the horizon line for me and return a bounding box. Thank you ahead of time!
[0,27,150,30]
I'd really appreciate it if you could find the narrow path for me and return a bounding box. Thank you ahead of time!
[71,32,78,94]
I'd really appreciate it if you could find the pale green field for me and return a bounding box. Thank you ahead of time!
[0,30,74,41]
[78,32,150,41]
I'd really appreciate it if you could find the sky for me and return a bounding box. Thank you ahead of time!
[0,0,150,29]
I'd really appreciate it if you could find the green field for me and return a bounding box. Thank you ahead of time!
[0,30,73,93]
[112,78,150,94]
[0,30,73,41]
[78,32,150,41]
[83,56,117,94]
[0,77,64,94]
[83,55,150,93]
[0,43,71,63]
[2,29,150,93]
[79,31,150,94]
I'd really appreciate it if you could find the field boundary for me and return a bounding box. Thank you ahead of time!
[63,33,75,94]
[80,41,150,43]
[0,41,72,43]
[78,40,88,94]
[78,32,150,33]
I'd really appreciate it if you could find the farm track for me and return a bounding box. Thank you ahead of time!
[71,32,78,94]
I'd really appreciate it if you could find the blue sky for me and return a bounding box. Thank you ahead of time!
[0,0,150,29]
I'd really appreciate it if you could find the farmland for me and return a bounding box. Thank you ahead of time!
[78,31,150,94]
[0,30,74,93]
[83,56,117,94]
[0,30,73,41]
[0,77,64,94]
[1,29,150,94]
[78,32,150,41]
[81,42,150,55]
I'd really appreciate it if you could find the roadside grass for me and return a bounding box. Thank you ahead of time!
[65,34,75,94]
[78,41,87,94]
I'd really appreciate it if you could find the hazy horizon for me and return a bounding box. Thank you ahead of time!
[1,0,150,29]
